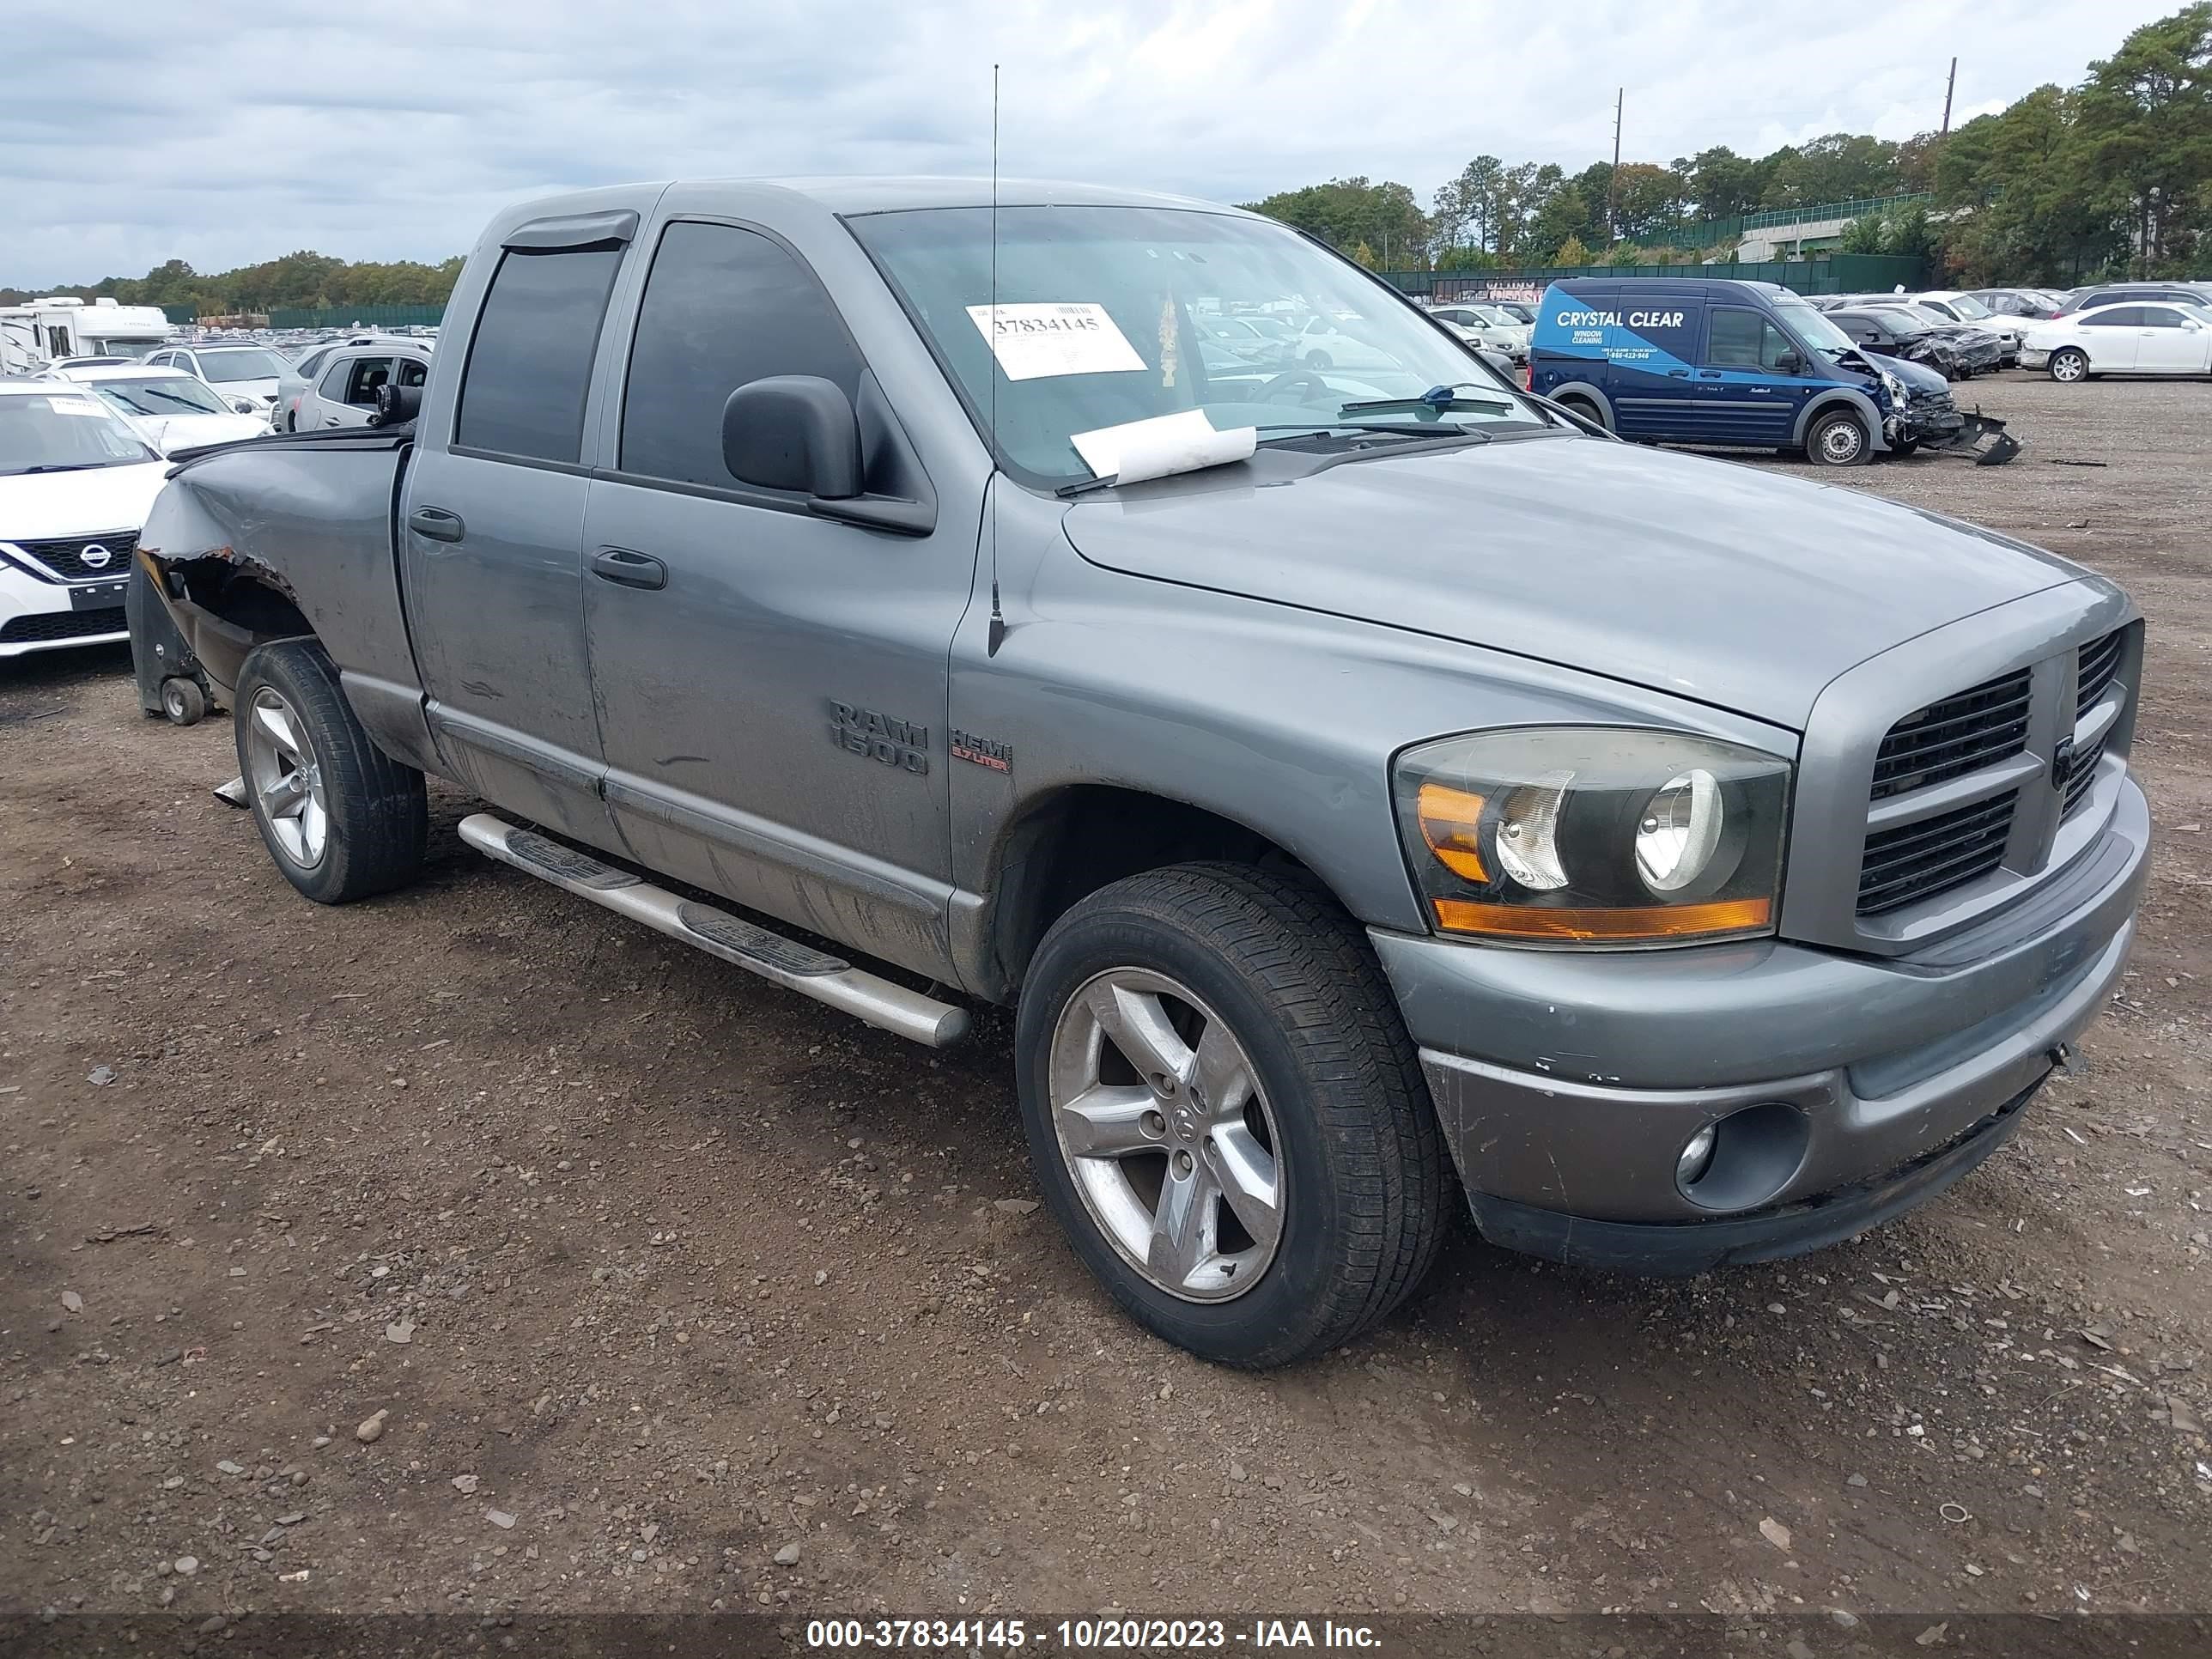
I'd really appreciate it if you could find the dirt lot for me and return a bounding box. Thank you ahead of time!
[4,374,2209,1628]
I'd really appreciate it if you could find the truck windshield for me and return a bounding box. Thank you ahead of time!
[91,376,231,416]
[850,204,1537,485]
[1772,300,1861,362]
[198,349,288,382]
[0,392,156,474]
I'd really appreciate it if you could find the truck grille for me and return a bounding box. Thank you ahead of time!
[9,530,139,581]
[1856,791,2017,916]
[2063,738,2106,817]
[1868,669,2033,802]
[2075,628,2124,716]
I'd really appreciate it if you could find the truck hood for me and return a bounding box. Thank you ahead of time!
[1060,434,2086,729]
[0,459,170,541]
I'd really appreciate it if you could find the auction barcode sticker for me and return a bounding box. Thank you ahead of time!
[966,302,1146,380]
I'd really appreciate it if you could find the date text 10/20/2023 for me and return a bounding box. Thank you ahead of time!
[805,1619,1382,1649]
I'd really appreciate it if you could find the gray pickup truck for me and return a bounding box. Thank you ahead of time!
[140,179,2148,1368]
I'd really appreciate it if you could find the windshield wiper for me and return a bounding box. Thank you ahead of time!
[17,463,104,474]
[1338,381,1513,417]
[1052,416,1501,498]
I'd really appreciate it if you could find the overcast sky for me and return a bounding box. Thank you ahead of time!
[3,0,2179,284]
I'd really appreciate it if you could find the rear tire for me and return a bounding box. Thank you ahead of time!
[1015,864,1451,1369]
[1557,394,1607,432]
[1808,408,1872,467]
[234,639,427,905]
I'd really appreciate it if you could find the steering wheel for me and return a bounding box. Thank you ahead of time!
[1247,368,1337,407]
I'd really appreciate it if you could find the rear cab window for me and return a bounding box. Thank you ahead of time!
[455,246,624,463]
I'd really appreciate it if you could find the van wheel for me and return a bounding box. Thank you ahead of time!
[2048,349,2088,384]
[234,639,427,904]
[1557,394,1607,431]
[1015,864,1450,1369]
[1808,409,1871,467]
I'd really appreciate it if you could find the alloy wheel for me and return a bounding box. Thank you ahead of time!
[1046,969,1284,1303]
[245,686,328,868]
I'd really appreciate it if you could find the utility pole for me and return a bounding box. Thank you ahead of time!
[1940,57,1956,137]
[1606,87,1624,245]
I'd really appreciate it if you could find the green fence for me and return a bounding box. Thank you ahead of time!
[1577,191,1935,252]
[264,302,447,330]
[1386,252,1924,301]
[160,303,199,325]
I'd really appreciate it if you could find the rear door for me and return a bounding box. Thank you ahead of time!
[399,215,638,846]
[313,353,392,428]
[1596,298,1702,439]
[1694,307,1800,444]
[2077,307,2142,370]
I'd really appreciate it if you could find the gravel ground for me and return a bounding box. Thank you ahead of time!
[3,372,2209,1626]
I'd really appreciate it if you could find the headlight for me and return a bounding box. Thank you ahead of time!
[1394,728,1790,947]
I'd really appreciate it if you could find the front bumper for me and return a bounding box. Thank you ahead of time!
[2021,348,2051,369]
[1372,777,2148,1271]
[0,558,130,659]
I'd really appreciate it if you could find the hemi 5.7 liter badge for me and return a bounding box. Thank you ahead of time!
[830,701,929,775]
[950,729,1013,773]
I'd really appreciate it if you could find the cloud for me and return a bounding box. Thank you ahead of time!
[1,0,2178,283]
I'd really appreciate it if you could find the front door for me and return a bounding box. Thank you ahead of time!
[1695,307,1802,445]
[580,216,973,981]
[400,230,635,848]
[2132,306,2207,373]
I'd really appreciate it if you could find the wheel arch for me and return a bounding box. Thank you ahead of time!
[1542,379,1614,428]
[979,783,1340,1003]
[1791,388,1888,453]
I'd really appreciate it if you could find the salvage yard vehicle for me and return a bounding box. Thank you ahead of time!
[288,340,434,430]
[142,179,2145,1368]
[1823,305,1970,381]
[1530,277,2012,464]
[2023,301,2212,381]
[49,362,271,456]
[0,380,165,659]
[1901,292,2023,366]
[144,342,290,416]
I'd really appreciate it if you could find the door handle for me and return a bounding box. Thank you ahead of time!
[592,547,667,591]
[1667,369,1690,378]
[408,506,465,544]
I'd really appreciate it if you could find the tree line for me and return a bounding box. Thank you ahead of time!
[0,249,464,315]
[7,4,2205,309]
[1245,3,2209,284]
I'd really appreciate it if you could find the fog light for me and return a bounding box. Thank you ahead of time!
[1676,1124,1718,1188]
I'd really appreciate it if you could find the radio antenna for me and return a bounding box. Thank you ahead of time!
[986,62,1007,658]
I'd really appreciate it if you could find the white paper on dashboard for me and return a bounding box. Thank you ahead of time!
[965,302,1146,380]
[1068,410,1258,485]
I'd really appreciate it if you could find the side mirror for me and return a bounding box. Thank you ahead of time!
[1776,349,1804,374]
[721,376,862,499]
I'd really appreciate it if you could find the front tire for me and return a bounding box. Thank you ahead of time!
[1305,349,1333,370]
[1015,864,1450,1368]
[2049,349,2088,384]
[1808,408,1872,467]
[234,639,427,904]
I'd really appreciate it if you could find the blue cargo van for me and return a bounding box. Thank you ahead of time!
[1529,277,1983,466]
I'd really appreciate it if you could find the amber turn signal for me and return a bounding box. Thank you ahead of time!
[1431,896,1773,943]
[1415,782,1489,882]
